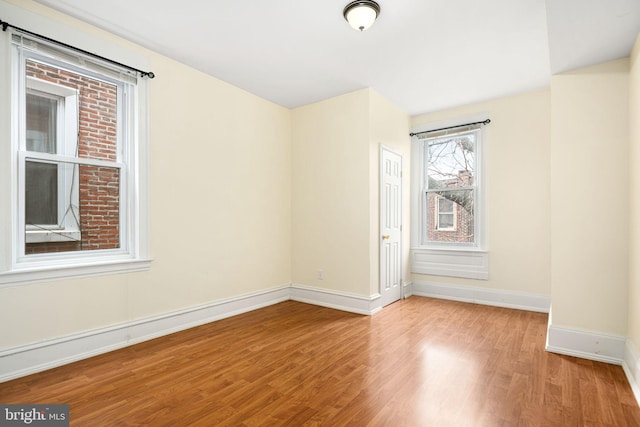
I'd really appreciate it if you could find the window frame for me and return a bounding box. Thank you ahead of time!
[410,115,488,280]
[0,28,151,286]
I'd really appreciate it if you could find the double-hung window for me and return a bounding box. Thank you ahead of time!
[0,29,150,285]
[411,118,488,279]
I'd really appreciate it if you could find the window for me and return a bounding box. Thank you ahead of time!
[424,131,477,245]
[24,77,80,245]
[0,30,150,285]
[436,196,455,231]
[411,118,488,279]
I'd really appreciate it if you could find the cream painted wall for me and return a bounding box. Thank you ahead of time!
[291,90,372,296]
[550,59,629,335]
[0,1,292,348]
[411,89,552,297]
[628,35,640,352]
[369,91,411,296]
[291,89,410,298]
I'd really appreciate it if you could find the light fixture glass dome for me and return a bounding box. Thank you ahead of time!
[343,0,380,32]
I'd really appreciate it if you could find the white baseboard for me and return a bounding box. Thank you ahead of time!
[411,280,550,313]
[623,340,640,406]
[0,285,291,383]
[402,281,413,298]
[545,324,626,365]
[290,284,382,315]
[0,284,386,383]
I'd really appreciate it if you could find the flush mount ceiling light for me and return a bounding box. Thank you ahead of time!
[343,0,380,32]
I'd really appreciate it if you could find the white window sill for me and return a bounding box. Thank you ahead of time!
[411,247,488,280]
[25,229,81,243]
[0,258,152,287]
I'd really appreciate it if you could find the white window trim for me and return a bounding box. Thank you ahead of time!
[0,20,151,287]
[410,114,488,280]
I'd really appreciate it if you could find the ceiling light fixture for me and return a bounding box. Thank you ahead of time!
[343,0,380,32]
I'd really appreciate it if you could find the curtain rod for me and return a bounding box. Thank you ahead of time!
[0,19,155,79]
[409,119,490,137]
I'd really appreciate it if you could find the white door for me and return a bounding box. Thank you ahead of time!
[380,145,402,307]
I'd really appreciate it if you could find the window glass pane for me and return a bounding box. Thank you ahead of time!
[427,134,475,189]
[438,214,454,229]
[77,79,118,162]
[25,160,57,225]
[25,60,119,162]
[427,189,474,243]
[79,164,121,250]
[24,160,121,255]
[26,93,57,153]
[438,197,454,213]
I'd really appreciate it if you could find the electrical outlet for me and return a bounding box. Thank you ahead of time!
[317,270,324,280]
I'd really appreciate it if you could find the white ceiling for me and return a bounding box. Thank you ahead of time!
[35,0,640,115]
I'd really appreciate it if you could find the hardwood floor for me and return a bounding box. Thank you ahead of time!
[1,297,639,426]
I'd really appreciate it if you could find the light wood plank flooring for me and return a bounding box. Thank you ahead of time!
[1,297,639,426]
